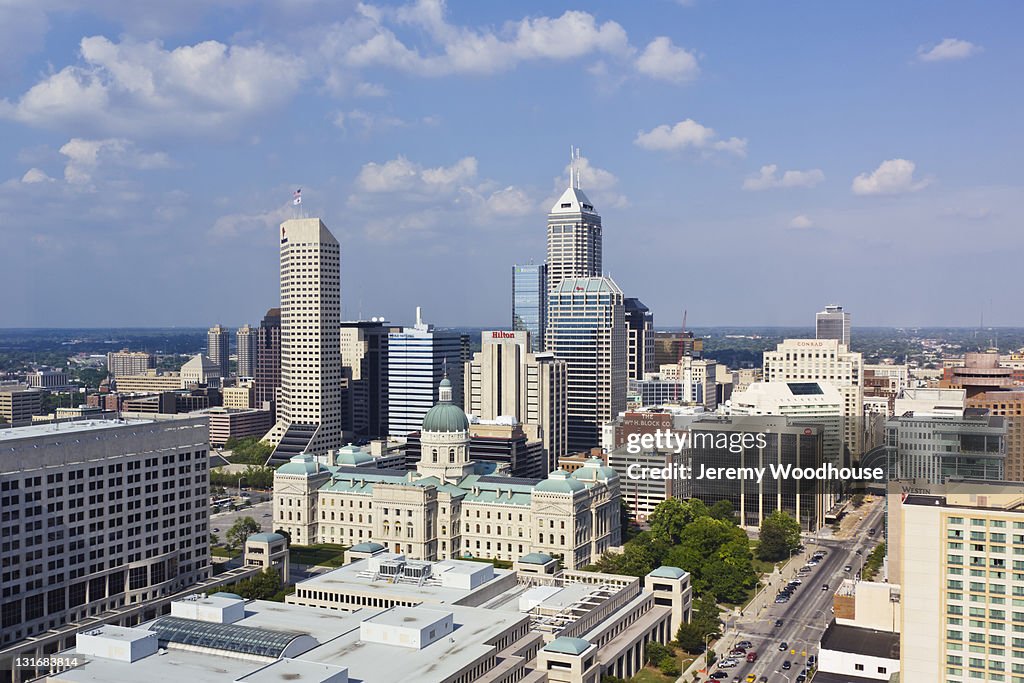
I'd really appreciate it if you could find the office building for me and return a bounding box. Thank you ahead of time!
[0,416,211,650]
[967,390,1024,481]
[0,385,44,426]
[763,338,864,459]
[202,407,273,447]
[655,356,718,411]
[886,408,1006,484]
[387,308,466,439]
[222,384,254,409]
[111,372,182,393]
[255,307,281,410]
[816,304,851,347]
[273,378,620,567]
[623,298,654,382]
[512,263,547,353]
[264,218,344,462]
[206,324,230,378]
[39,555,691,683]
[894,480,1024,683]
[943,351,1014,398]
[653,331,702,367]
[235,324,256,378]
[26,369,70,391]
[464,329,567,469]
[546,277,626,453]
[607,444,687,523]
[545,157,602,295]
[340,320,391,440]
[105,350,154,378]
[179,354,221,389]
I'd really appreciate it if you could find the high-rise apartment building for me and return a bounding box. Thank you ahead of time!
[105,350,154,378]
[207,324,230,379]
[340,320,392,440]
[763,338,864,460]
[235,324,256,378]
[894,480,1024,682]
[545,161,602,296]
[464,330,567,470]
[816,304,851,347]
[255,308,281,409]
[263,218,343,462]
[624,298,654,381]
[0,416,211,648]
[546,277,626,453]
[387,308,466,439]
[885,410,1006,483]
[511,263,547,353]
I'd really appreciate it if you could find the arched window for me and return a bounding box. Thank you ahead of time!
[432,449,438,463]
[449,448,455,463]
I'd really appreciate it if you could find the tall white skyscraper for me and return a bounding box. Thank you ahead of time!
[387,308,466,439]
[545,150,602,297]
[547,277,626,452]
[236,323,256,378]
[816,304,851,347]
[264,218,343,461]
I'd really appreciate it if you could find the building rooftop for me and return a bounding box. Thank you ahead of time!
[0,417,154,443]
[543,636,592,655]
[819,622,899,660]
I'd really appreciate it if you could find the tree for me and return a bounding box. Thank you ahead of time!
[675,592,721,653]
[650,498,709,545]
[709,499,736,524]
[757,510,802,562]
[226,516,261,551]
[234,567,282,600]
[645,641,672,666]
[210,533,219,546]
[851,493,865,508]
[619,499,637,541]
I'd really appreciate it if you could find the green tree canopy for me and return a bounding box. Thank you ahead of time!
[757,510,802,562]
[226,516,261,550]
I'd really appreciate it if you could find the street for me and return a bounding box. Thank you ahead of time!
[210,500,273,539]
[691,499,886,682]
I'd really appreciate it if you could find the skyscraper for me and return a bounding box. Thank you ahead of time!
[207,324,230,378]
[624,298,654,381]
[263,218,343,462]
[545,151,602,296]
[236,323,256,378]
[512,263,547,353]
[105,349,155,377]
[387,308,466,439]
[340,319,392,440]
[255,307,281,410]
[465,329,567,470]
[546,277,626,452]
[816,304,851,347]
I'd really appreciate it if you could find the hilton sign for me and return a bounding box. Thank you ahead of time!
[485,330,528,343]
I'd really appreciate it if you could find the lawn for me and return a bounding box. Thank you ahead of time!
[628,652,695,683]
[211,546,237,559]
[289,543,348,567]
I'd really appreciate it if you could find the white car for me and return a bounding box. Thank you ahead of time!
[718,659,738,668]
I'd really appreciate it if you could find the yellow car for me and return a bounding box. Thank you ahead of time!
[745,675,756,683]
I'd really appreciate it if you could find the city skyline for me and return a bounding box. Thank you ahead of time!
[1,2,1022,328]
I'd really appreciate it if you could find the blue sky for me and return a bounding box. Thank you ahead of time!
[1,1,1021,329]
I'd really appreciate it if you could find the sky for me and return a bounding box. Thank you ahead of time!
[1,0,1022,329]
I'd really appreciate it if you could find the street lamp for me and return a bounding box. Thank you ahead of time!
[703,632,714,673]
[238,476,246,500]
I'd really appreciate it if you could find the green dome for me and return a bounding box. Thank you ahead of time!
[335,446,374,466]
[423,403,469,432]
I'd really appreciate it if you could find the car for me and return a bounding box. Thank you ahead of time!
[774,619,784,627]
[212,528,220,532]
[868,528,876,536]
[808,655,817,666]
[745,675,756,683]
[782,660,792,670]
[710,673,729,680]
[719,659,738,668]
[789,578,802,585]
[746,651,758,662]
[779,642,789,652]
[855,548,863,555]
[816,550,828,556]
[822,583,830,591]
[775,596,789,604]
[730,647,746,656]
[796,676,806,683]
[262,513,271,517]
[759,677,768,683]
[737,641,753,649]
[844,565,853,572]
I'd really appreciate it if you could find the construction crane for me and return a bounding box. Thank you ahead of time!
[675,310,687,403]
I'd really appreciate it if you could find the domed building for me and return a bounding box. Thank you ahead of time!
[273,378,621,568]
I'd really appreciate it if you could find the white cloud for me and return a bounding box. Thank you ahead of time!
[210,203,295,240]
[743,164,825,190]
[790,214,813,229]
[917,38,980,62]
[354,155,478,195]
[59,138,171,185]
[21,168,54,184]
[852,159,931,195]
[634,118,747,156]
[634,37,699,83]
[338,2,630,77]
[0,36,305,136]
[547,153,628,209]
[353,81,388,97]
[484,186,533,217]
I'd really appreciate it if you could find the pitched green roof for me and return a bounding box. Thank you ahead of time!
[544,637,592,655]
[518,552,554,565]
[247,532,285,544]
[650,566,687,579]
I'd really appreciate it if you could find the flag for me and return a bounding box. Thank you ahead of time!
[293,189,302,206]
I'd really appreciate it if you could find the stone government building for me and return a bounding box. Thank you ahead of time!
[273,379,621,568]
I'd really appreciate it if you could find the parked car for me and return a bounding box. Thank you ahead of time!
[737,641,753,649]
[844,565,853,572]
[718,658,738,669]
[710,672,729,680]
[774,619,784,627]
[746,651,758,663]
